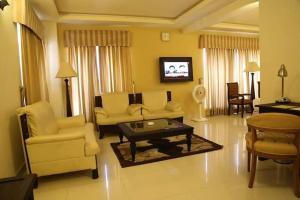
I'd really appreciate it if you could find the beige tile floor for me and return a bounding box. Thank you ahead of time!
[34,115,298,200]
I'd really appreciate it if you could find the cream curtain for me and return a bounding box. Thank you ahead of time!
[98,46,133,93]
[203,48,260,115]
[20,25,49,105]
[13,0,44,38]
[64,30,131,47]
[67,46,133,121]
[68,47,97,122]
[199,34,259,50]
[65,30,133,121]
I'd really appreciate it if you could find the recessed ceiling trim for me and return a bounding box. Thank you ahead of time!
[210,22,259,33]
[182,0,258,32]
[59,14,175,25]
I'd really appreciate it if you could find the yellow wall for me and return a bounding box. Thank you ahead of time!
[0,0,24,178]
[57,24,203,118]
[260,0,300,102]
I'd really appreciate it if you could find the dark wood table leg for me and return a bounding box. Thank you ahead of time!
[186,132,192,151]
[130,142,136,162]
[119,132,124,143]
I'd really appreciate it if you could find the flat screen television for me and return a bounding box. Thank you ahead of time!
[159,57,193,82]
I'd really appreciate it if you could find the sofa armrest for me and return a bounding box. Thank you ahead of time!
[127,104,142,115]
[25,132,85,145]
[94,107,108,119]
[165,101,182,112]
[57,115,85,129]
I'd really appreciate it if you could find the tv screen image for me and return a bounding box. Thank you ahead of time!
[164,62,189,78]
[159,57,193,82]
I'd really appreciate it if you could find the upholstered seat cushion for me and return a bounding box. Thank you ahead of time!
[142,109,184,120]
[245,132,296,155]
[96,113,143,125]
[17,101,59,136]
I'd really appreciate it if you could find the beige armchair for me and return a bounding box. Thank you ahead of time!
[17,101,99,179]
[94,92,143,138]
[141,91,184,121]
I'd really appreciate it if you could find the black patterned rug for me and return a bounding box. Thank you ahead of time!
[111,134,223,168]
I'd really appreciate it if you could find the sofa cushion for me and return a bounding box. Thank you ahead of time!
[142,91,167,111]
[142,109,184,120]
[17,101,58,136]
[96,113,143,125]
[102,93,129,114]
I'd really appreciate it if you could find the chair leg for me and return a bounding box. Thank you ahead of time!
[241,105,244,118]
[99,126,104,139]
[92,169,99,179]
[251,103,254,114]
[293,159,300,197]
[228,105,231,115]
[248,153,257,188]
[237,105,240,115]
[247,151,251,172]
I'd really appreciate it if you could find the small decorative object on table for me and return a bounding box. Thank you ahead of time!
[276,64,291,103]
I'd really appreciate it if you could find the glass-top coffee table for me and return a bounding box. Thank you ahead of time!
[117,119,194,161]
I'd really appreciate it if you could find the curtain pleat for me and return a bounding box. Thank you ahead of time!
[98,46,133,93]
[203,48,260,115]
[68,47,97,122]
[199,35,259,50]
[13,0,44,39]
[21,25,49,105]
[64,30,131,47]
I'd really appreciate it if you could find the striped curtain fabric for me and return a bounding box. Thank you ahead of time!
[199,35,259,50]
[64,30,131,47]
[13,0,44,39]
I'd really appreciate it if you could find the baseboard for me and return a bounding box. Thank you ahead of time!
[16,162,26,176]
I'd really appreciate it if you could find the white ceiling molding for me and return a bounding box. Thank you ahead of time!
[29,0,59,21]
[209,22,259,33]
[182,0,258,33]
[59,14,175,25]
[30,0,259,33]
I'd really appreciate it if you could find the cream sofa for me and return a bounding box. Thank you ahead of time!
[17,101,99,179]
[94,92,143,138]
[142,91,184,121]
[94,91,184,138]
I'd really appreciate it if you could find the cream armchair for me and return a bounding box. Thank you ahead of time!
[141,91,184,121]
[94,92,143,138]
[17,101,99,179]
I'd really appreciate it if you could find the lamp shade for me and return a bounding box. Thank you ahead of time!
[245,62,260,72]
[56,62,77,78]
[278,64,288,77]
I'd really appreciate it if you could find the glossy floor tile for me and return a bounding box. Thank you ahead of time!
[34,114,299,200]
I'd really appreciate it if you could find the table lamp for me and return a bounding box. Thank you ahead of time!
[56,62,77,117]
[245,62,260,100]
[276,64,291,103]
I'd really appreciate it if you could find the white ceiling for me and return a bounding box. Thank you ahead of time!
[30,0,259,33]
[224,2,259,26]
[54,0,203,19]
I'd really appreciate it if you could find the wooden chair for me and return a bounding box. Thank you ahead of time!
[246,113,300,197]
[226,82,253,118]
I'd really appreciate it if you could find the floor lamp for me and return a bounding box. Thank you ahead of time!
[56,62,78,117]
[245,62,260,100]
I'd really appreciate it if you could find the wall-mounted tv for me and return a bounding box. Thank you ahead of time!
[159,57,193,82]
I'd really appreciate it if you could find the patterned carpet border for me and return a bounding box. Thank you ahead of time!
[111,134,223,168]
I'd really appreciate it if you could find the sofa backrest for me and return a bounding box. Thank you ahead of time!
[17,101,58,136]
[101,93,130,114]
[142,91,168,111]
